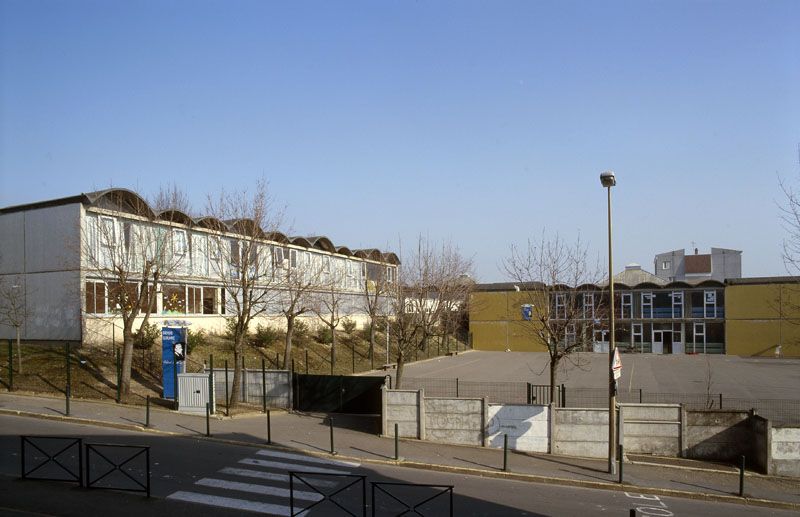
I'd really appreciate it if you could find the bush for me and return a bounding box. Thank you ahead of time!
[224,318,250,342]
[292,319,309,339]
[187,328,209,355]
[315,326,333,344]
[135,322,160,350]
[252,324,281,348]
[341,318,357,334]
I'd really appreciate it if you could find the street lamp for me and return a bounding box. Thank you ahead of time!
[600,170,617,475]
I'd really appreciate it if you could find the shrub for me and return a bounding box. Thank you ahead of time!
[224,318,250,342]
[341,318,357,334]
[292,319,309,339]
[135,322,160,350]
[315,326,333,344]
[252,324,281,348]
[187,328,209,355]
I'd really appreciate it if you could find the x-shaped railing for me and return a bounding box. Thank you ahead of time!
[85,443,150,497]
[371,482,453,517]
[290,472,366,516]
[20,436,83,486]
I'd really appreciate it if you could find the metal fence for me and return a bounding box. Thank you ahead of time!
[398,377,800,425]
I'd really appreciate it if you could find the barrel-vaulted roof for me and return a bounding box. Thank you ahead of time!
[0,188,399,263]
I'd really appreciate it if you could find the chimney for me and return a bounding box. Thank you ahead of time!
[694,248,698,255]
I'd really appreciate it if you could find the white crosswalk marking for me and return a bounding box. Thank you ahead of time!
[219,467,339,487]
[167,449,362,516]
[239,457,352,475]
[196,478,323,501]
[256,449,361,467]
[168,491,291,516]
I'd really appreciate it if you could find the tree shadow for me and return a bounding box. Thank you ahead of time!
[350,446,393,460]
[453,456,499,470]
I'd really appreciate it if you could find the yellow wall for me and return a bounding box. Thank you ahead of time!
[469,291,548,352]
[725,283,800,357]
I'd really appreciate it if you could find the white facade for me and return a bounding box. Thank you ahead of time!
[0,189,398,344]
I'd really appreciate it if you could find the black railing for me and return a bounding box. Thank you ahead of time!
[289,472,366,516]
[85,443,151,497]
[20,436,83,486]
[372,482,453,517]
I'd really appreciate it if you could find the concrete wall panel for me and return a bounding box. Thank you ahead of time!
[486,404,549,453]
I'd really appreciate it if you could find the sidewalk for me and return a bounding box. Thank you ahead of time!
[1,391,798,511]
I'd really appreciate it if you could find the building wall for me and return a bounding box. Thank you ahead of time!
[725,282,800,357]
[0,204,82,341]
[469,290,548,352]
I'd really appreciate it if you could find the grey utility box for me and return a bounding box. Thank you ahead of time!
[177,373,215,414]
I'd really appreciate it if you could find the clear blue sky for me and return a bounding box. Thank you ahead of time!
[1,1,798,281]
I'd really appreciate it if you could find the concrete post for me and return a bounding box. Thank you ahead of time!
[418,389,426,440]
[548,403,555,454]
[381,385,387,436]
[679,404,687,458]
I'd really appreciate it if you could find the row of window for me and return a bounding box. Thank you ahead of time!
[551,290,723,320]
[87,215,397,290]
[85,281,224,315]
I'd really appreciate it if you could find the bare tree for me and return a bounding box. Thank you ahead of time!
[312,257,346,372]
[392,238,472,388]
[361,260,390,367]
[0,275,27,375]
[277,247,325,369]
[206,179,283,407]
[502,234,604,404]
[82,188,187,400]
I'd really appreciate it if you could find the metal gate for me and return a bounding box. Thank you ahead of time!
[293,374,385,414]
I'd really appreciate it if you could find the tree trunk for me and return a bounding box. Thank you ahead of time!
[15,326,22,374]
[283,316,294,369]
[230,332,243,408]
[330,324,336,369]
[549,355,559,407]
[368,320,375,360]
[120,325,135,401]
[395,349,405,389]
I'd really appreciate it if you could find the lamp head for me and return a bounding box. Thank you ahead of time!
[600,171,616,188]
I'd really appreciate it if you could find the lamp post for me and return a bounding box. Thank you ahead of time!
[600,170,617,475]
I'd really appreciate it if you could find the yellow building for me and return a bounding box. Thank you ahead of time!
[469,276,800,357]
[725,277,800,357]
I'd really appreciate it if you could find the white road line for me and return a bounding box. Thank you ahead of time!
[219,467,338,487]
[239,457,352,475]
[256,449,360,467]
[196,478,323,502]
[167,491,291,516]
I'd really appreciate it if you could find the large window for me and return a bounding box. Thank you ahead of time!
[554,293,567,319]
[620,292,632,319]
[187,286,203,314]
[641,292,653,318]
[108,282,138,312]
[85,282,106,314]
[582,293,594,319]
[203,287,218,314]
[162,284,186,314]
[671,291,683,318]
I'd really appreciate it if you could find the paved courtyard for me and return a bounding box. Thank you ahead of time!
[395,351,800,400]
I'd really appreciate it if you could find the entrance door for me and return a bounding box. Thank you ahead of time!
[652,331,664,354]
[663,331,673,354]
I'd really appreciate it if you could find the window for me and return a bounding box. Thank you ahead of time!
[554,293,566,319]
[100,217,116,244]
[704,290,717,318]
[108,282,138,312]
[162,284,186,314]
[621,292,632,319]
[230,240,240,278]
[361,263,366,279]
[272,246,285,268]
[173,230,188,257]
[85,282,106,314]
[632,323,643,349]
[324,256,331,274]
[661,261,671,270]
[565,324,577,345]
[289,249,298,269]
[386,266,395,283]
[641,292,653,318]
[582,293,594,319]
[671,291,683,318]
[123,221,132,250]
[203,287,218,314]
[187,286,202,314]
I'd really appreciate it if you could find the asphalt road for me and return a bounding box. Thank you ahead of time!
[393,351,800,400]
[1,415,794,516]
